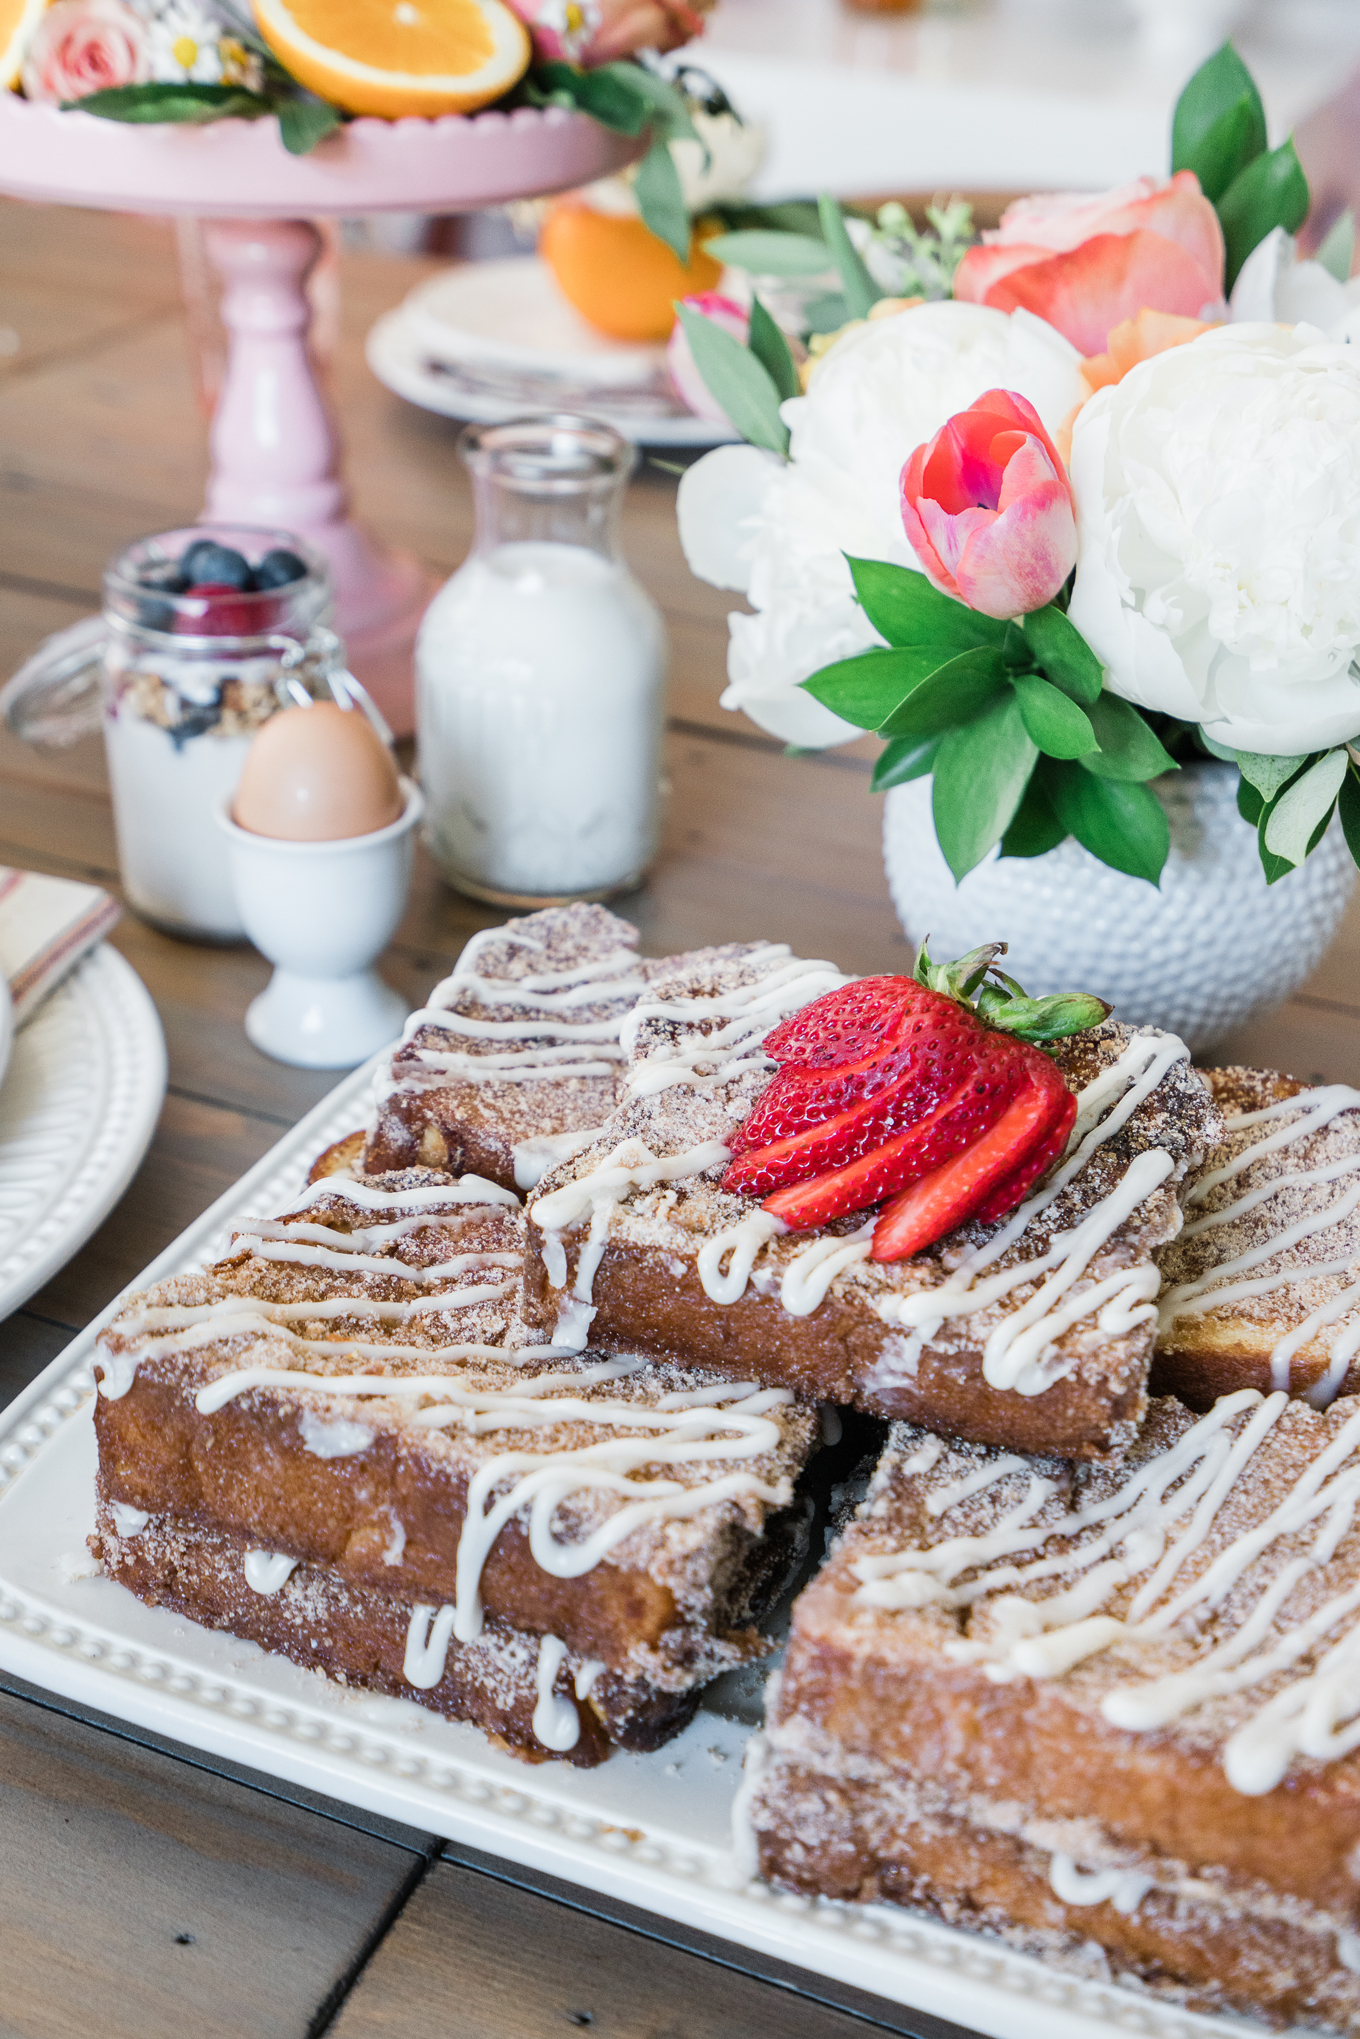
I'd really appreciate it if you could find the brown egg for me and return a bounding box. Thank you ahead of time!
[233,702,403,842]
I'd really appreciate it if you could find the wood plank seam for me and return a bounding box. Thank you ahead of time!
[311,1849,436,2039]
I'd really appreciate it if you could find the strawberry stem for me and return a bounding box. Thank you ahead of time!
[912,939,1110,1046]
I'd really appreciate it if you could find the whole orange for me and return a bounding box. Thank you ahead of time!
[539,202,723,342]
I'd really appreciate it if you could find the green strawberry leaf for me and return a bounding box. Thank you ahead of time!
[931,692,1039,879]
[1000,773,1067,858]
[879,646,1010,740]
[1010,672,1097,760]
[1077,695,1179,782]
[1171,43,1267,201]
[1219,137,1310,291]
[1262,748,1348,866]
[747,293,801,404]
[1047,766,1170,884]
[980,988,1113,1041]
[702,230,833,276]
[871,733,943,791]
[818,191,881,321]
[801,646,946,728]
[276,93,342,155]
[1021,603,1104,705]
[1339,765,1360,871]
[846,556,1006,652]
[675,303,789,455]
[634,139,690,261]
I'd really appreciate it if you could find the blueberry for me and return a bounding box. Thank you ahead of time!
[136,562,190,632]
[180,539,253,590]
[253,547,308,590]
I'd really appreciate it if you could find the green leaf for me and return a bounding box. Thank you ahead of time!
[534,60,697,142]
[1263,748,1348,866]
[1257,803,1295,885]
[980,988,1113,1041]
[634,140,689,261]
[1237,777,1264,826]
[1339,766,1360,871]
[1010,672,1097,760]
[803,291,851,334]
[1171,43,1267,202]
[1021,603,1103,705]
[1047,767,1170,884]
[276,93,342,155]
[817,192,881,321]
[880,647,1010,740]
[1232,748,1310,801]
[801,646,945,729]
[871,733,943,791]
[747,294,800,404]
[1078,695,1179,782]
[674,303,788,456]
[846,556,1006,653]
[67,81,271,124]
[1318,207,1356,283]
[931,693,1039,880]
[702,230,832,277]
[1219,137,1311,291]
[1000,774,1066,859]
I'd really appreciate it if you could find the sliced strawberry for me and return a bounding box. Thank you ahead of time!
[727,1037,1021,1200]
[969,1088,1076,1227]
[870,1075,1063,1262]
[762,975,920,1071]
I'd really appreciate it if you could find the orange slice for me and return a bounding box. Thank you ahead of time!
[540,202,724,342]
[2,0,52,90]
[251,0,530,119]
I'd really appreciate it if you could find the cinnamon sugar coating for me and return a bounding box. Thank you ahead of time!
[1156,1067,1360,1407]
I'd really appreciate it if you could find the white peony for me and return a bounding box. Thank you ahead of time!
[1068,323,1360,757]
[676,301,1085,746]
[1230,227,1360,344]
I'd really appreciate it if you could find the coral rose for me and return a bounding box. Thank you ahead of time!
[21,0,148,102]
[508,0,712,66]
[954,173,1226,357]
[899,388,1077,619]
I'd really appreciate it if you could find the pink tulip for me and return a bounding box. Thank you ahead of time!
[667,291,748,422]
[21,0,148,104]
[953,171,1225,356]
[507,0,713,67]
[899,389,1077,620]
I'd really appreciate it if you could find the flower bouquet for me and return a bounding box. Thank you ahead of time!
[0,0,708,247]
[676,44,1360,901]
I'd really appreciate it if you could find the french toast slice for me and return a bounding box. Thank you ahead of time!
[92,1168,818,1764]
[523,946,1221,1458]
[748,1393,1360,2030]
[1155,1067,1360,1410]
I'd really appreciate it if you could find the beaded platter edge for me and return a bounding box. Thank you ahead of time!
[0,1054,1247,2039]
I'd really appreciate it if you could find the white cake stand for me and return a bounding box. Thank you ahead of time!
[0,95,642,730]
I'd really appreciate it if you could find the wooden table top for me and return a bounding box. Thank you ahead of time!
[2,195,1359,2039]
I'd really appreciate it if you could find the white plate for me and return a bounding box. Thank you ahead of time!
[0,1055,1256,2039]
[0,946,165,1321]
[367,266,740,450]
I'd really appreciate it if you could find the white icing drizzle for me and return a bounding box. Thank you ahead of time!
[533,1635,581,1752]
[1159,1085,1360,1400]
[531,1138,732,1233]
[1048,1854,1153,1916]
[404,1602,457,1689]
[855,1387,1360,1797]
[697,1212,788,1306]
[873,1034,1188,1396]
[512,1125,608,1191]
[622,950,846,1100]
[574,1658,606,1700]
[273,1175,519,1218]
[96,1348,138,1400]
[232,1238,513,1291]
[780,1224,876,1318]
[243,1549,298,1594]
[110,1502,149,1536]
[297,1409,373,1458]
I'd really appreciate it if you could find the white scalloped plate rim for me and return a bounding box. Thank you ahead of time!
[0,1054,1268,2039]
[0,946,165,1320]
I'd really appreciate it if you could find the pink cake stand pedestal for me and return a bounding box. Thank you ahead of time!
[0,96,641,731]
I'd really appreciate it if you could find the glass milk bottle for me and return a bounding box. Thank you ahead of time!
[416,415,667,905]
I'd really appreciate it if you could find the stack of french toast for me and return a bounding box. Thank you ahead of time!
[92,903,1360,2030]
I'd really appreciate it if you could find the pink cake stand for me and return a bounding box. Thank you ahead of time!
[0,95,642,730]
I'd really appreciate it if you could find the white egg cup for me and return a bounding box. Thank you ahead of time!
[217,779,422,1068]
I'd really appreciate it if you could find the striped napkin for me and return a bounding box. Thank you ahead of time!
[0,868,122,1026]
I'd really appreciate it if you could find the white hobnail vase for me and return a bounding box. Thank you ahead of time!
[882,760,1356,1052]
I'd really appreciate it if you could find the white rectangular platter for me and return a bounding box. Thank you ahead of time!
[0,1056,1266,2039]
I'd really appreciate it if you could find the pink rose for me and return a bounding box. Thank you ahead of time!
[953,172,1226,357]
[667,291,747,421]
[899,389,1077,620]
[21,0,148,105]
[509,0,713,67]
